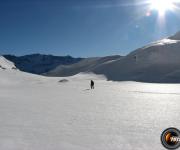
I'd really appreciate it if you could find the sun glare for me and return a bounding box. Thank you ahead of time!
[149,0,174,16]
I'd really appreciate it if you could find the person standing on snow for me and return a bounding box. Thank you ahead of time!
[90,80,94,89]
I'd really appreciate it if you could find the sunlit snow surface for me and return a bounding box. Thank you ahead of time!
[143,38,180,49]
[0,56,16,69]
[0,70,180,150]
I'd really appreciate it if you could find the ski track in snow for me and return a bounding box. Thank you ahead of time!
[0,70,180,150]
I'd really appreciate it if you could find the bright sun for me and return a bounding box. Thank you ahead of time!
[149,0,174,15]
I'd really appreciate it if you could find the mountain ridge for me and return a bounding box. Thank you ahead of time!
[45,31,180,83]
[3,31,180,83]
[44,55,122,77]
[3,54,83,74]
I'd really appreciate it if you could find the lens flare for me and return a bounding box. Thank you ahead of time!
[149,0,175,16]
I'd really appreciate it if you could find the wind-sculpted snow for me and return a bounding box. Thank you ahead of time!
[0,70,180,150]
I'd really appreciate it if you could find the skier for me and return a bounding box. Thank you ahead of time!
[90,80,94,89]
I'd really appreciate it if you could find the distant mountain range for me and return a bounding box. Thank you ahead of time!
[3,31,180,83]
[3,54,83,74]
[3,54,122,76]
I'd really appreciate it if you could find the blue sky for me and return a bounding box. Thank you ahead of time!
[0,0,180,57]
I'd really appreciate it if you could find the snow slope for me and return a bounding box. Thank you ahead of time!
[169,31,180,40]
[42,31,180,83]
[0,56,17,70]
[45,55,122,77]
[92,32,180,83]
[0,68,180,150]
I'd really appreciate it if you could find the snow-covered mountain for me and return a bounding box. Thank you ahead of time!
[45,31,180,83]
[3,31,180,83]
[0,56,17,70]
[3,54,83,74]
[1,47,180,150]
[92,32,180,83]
[45,55,122,77]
